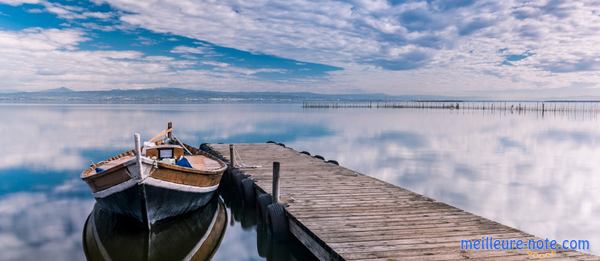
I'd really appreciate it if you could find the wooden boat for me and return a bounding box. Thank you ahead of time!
[83,197,227,261]
[81,123,227,225]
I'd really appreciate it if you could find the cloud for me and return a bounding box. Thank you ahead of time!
[0,0,39,6]
[170,45,209,55]
[0,28,305,92]
[2,0,600,96]
[429,0,475,11]
[0,28,86,51]
[83,0,600,95]
[458,16,495,36]
[369,49,431,70]
[539,58,600,73]
[41,1,114,20]
[399,8,447,32]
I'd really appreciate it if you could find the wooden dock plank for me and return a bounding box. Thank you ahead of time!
[208,143,597,261]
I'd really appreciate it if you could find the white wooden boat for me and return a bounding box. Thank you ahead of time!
[81,123,227,225]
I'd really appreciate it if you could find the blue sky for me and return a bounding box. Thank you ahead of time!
[0,0,599,98]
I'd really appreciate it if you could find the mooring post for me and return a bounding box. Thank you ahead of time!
[229,144,235,168]
[134,133,143,179]
[273,161,280,204]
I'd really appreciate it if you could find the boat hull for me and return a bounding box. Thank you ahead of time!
[82,143,226,225]
[95,180,218,225]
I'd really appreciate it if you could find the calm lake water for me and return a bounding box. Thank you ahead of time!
[0,103,598,260]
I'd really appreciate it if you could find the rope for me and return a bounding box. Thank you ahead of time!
[171,134,193,155]
[232,146,262,169]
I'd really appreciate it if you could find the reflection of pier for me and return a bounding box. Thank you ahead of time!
[208,143,597,260]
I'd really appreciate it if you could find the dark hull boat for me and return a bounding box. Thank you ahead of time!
[81,123,227,225]
[83,197,227,261]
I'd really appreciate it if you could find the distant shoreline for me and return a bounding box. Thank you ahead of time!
[3,87,600,104]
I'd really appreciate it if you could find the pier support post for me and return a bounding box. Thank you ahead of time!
[273,161,280,204]
[229,144,235,168]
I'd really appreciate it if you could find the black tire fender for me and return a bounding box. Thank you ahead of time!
[241,178,256,207]
[232,170,246,197]
[266,203,289,242]
[256,193,272,222]
[327,160,339,165]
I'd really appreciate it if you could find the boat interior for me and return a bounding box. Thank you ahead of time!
[81,142,223,179]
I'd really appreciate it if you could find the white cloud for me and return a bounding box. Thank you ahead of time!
[41,1,114,20]
[0,28,85,51]
[0,28,292,92]
[90,0,600,95]
[0,0,39,6]
[170,45,209,54]
[3,0,600,96]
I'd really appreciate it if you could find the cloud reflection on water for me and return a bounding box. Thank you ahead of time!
[289,109,600,254]
[0,104,599,259]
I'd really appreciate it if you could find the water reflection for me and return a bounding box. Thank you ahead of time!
[290,108,600,255]
[214,171,317,261]
[83,198,227,261]
[0,104,599,259]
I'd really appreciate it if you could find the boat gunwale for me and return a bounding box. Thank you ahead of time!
[81,159,133,180]
[80,144,227,180]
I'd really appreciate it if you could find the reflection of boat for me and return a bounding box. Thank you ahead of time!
[83,197,227,261]
[80,123,227,225]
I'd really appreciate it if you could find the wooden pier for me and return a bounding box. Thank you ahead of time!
[208,143,597,260]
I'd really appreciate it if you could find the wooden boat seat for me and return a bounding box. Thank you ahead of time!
[185,155,224,171]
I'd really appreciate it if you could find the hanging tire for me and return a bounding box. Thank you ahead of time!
[266,140,276,144]
[300,151,311,156]
[256,194,272,222]
[241,178,256,207]
[256,219,270,257]
[276,142,285,147]
[199,143,210,152]
[314,155,324,160]
[232,170,246,197]
[266,203,289,242]
[327,160,339,165]
[221,168,233,187]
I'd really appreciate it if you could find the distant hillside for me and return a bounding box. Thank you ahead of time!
[0,87,462,103]
[40,87,75,93]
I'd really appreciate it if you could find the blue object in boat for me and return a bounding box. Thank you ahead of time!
[176,157,192,168]
[95,167,106,173]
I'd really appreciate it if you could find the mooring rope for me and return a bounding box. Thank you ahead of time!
[232,146,262,169]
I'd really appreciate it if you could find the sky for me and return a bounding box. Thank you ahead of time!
[0,0,600,98]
